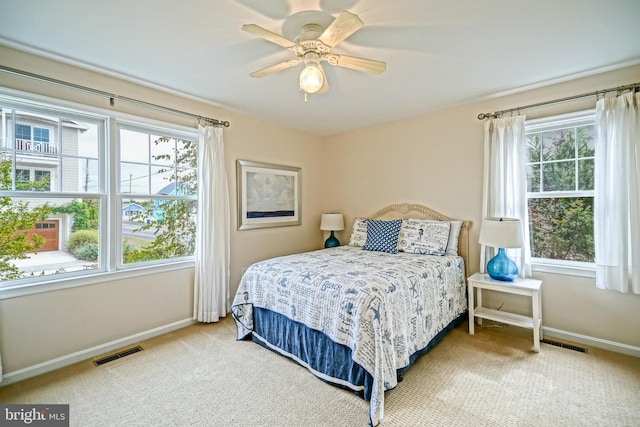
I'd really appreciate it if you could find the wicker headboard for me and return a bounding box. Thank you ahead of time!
[366,203,472,277]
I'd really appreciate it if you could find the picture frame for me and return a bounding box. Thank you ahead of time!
[237,160,301,230]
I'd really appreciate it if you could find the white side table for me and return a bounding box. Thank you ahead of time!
[467,272,543,352]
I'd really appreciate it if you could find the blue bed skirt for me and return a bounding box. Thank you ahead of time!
[242,307,467,401]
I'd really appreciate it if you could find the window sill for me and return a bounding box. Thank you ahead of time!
[0,260,195,300]
[531,261,595,278]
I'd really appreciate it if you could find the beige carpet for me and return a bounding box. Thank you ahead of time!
[1,317,639,426]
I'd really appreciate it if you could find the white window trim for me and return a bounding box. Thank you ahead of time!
[531,258,595,278]
[0,87,198,299]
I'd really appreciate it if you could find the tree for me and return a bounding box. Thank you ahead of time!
[0,156,54,280]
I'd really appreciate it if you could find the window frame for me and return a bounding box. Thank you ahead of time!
[525,109,596,277]
[114,120,198,271]
[0,88,198,300]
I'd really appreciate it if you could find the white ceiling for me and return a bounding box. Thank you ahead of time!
[1,0,639,136]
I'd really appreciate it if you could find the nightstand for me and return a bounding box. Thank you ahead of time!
[467,272,543,352]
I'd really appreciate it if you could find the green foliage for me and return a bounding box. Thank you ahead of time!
[55,199,98,231]
[0,157,54,280]
[67,229,99,252]
[73,243,99,262]
[67,230,99,262]
[15,174,51,191]
[528,198,594,262]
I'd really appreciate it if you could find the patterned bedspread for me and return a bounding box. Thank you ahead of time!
[232,246,467,426]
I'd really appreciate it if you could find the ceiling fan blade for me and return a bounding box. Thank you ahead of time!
[327,54,386,74]
[250,58,301,78]
[318,11,364,47]
[316,64,330,94]
[242,24,295,48]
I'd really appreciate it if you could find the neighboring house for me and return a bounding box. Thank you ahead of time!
[122,202,146,220]
[2,111,88,251]
[150,182,185,221]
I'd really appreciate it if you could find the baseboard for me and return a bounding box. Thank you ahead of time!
[1,318,197,386]
[543,326,640,358]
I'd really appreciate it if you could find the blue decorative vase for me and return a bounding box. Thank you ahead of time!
[324,231,340,248]
[487,248,518,281]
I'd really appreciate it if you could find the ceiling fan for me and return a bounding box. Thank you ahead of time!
[242,11,386,98]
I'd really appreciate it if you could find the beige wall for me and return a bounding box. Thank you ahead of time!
[1,45,639,378]
[323,63,640,349]
[0,46,326,375]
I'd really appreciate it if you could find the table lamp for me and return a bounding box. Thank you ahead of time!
[479,217,523,281]
[320,213,344,248]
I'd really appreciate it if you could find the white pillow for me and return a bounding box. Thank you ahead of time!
[348,218,368,247]
[446,220,463,256]
[398,219,451,255]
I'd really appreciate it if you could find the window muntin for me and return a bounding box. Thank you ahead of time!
[526,111,595,264]
[0,94,197,289]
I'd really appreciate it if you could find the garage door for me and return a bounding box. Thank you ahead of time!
[29,220,60,252]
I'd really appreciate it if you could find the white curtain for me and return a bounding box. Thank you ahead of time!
[480,116,531,277]
[193,124,231,322]
[594,92,640,294]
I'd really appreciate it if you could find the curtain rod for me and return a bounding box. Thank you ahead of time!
[477,82,640,120]
[0,65,230,128]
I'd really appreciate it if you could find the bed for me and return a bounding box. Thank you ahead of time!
[232,203,471,426]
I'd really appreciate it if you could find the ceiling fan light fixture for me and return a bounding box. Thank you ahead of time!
[299,62,324,94]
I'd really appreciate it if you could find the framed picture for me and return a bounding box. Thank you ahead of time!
[237,160,301,230]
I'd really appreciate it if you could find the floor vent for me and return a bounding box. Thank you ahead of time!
[93,346,143,366]
[542,339,588,354]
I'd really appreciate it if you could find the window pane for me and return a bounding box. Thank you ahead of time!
[121,162,149,194]
[78,122,99,158]
[15,169,30,186]
[178,167,197,195]
[528,197,594,262]
[527,164,540,192]
[176,139,197,168]
[151,165,175,194]
[150,135,175,166]
[542,161,575,191]
[75,158,99,193]
[1,197,100,281]
[578,159,595,190]
[577,125,595,157]
[121,198,196,264]
[33,127,49,142]
[15,124,30,140]
[120,129,149,163]
[527,134,541,162]
[542,129,575,161]
[34,170,51,191]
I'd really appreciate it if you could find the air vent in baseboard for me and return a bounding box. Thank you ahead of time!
[542,339,588,354]
[93,346,144,366]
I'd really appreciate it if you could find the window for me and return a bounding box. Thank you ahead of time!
[526,110,595,266]
[0,94,197,289]
[117,124,197,265]
[14,168,52,191]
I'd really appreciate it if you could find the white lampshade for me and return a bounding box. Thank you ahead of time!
[479,217,523,249]
[299,64,324,94]
[320,213,344,231]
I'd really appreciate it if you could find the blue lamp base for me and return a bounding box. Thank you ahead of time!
[487,248,518,281]
[324,231,340,248]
